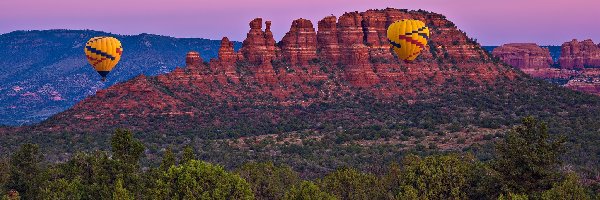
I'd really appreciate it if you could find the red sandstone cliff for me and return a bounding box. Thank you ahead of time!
[279,18,317,67]
[40,8,518,133]
[559,39,600,70]
[239,18,278,84]
[491,42,600,96]
[492,43,552,70]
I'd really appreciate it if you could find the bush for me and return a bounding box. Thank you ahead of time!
[236,162,299,200]
[152,160,254,199]
[318,167,383,200]
[283,181,336,200]
[393,154,473,199]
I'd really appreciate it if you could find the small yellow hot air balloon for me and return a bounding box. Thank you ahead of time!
[84,37,123,81]
[387,19,429,61]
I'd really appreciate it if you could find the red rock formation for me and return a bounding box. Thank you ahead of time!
[37,8,519,133]
[490,43,600,96]
[239,18,278,84]
[185,51,202,67]
[316,16,341,63]
[492,43,552,70]
[337,12,380,87]
[559,39,600,70]
[83,75,188,121]
[279,18,317,66]
[240,18,276,65]
[218,37,238,64]
[210,37,240,83]
[264,21,278,58]
[361,10,396,62]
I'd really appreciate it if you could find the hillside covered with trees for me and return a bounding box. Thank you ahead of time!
[1,117,597,199]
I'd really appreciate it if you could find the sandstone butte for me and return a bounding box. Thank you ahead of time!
[559,39,600,70]
[38,8,520,133]
[493,42,600,96]
[558,39,600,96]
[492,43,552,70]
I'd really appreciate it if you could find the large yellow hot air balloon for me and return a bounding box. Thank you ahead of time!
[387,19,429,61]
[84,37,123,81]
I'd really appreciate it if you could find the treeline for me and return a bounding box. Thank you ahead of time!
[0,117,597,199]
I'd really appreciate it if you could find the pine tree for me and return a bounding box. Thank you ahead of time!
[497,193,529,200]
[541,173,591,200]
[110,129,145,197]
[152,160,254,199]
[318,167,383,200]
[181,145,195,164]
[394,154,473,200]
[0,159,9,194]
[110,129,145,166]
[236,162,300,200]
[40,178,83,199]
[113,178,134,200]
[6,144,42,199]
[159,147,176,171]
[493,117,565,195]
[283,181,336,200]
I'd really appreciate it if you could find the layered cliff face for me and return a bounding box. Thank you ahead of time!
[491,43,568,79]
[239,18,278,84]
[39,8,518,133]
[185,51,202,67]
[489,42,600,96]
[558,40,600,95]
[316,16,340,63]
[559,39,600,70]
[492,43,552,70]
[279,18,317,66]
[209,37,241,84]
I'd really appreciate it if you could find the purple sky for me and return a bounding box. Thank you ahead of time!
[1,0,598,45]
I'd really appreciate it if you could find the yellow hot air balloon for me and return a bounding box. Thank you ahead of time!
[387,19,430,61]
[84,37,123,81]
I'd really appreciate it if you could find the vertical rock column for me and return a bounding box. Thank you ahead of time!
[239,18,278,84]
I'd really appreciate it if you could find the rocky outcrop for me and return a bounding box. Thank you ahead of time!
[185,51,202,67]
[279,18,317,66]
[492,43,552,70]
[337,12,380,86]
[217,37,239,64]
[210,37,240,83]
[239,18,278,84]
[316,16,341,63]
[39,8,518,133]
[489,42,600,96]
[360,10,397,62]
[241,18,274,65]
[559,39,600,70]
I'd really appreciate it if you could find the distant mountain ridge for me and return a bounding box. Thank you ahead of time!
[0,30,241,125]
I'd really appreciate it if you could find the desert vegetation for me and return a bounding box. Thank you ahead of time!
[0,117,597,199]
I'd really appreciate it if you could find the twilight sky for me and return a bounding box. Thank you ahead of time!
[0,0,598,45]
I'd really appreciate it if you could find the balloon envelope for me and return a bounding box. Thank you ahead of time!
[387,20,430,61]
[84,37,123,81]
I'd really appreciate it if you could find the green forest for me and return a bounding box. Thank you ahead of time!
[0,117,597,199]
